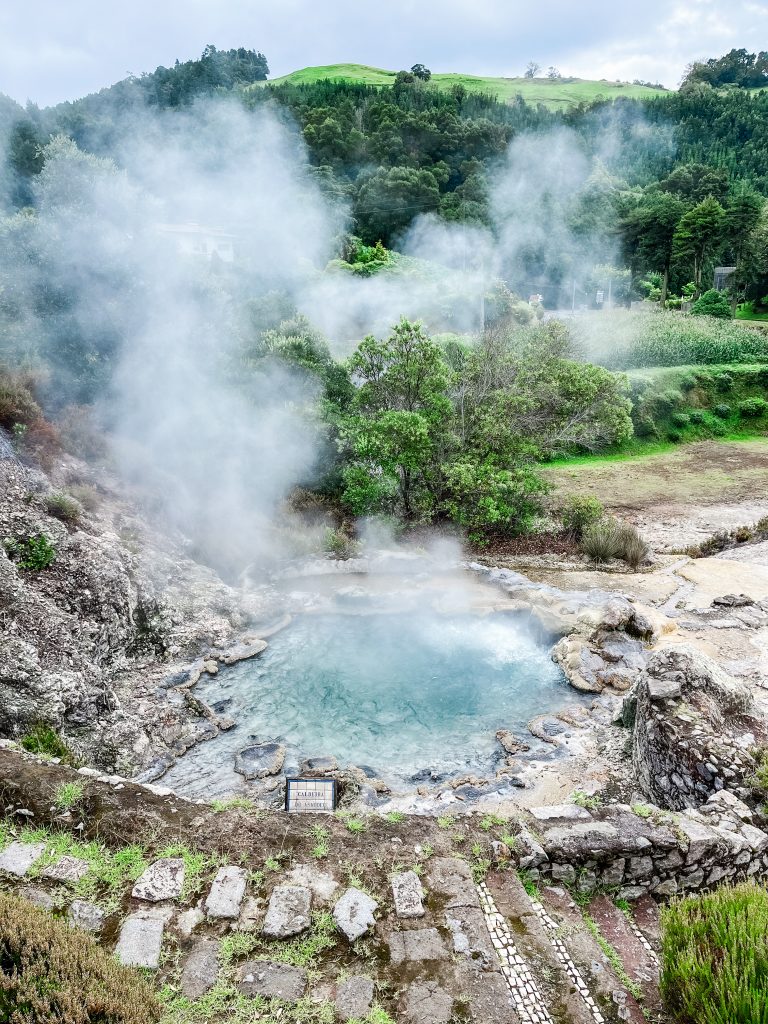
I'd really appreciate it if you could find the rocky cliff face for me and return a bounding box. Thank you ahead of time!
[0,442,269,774]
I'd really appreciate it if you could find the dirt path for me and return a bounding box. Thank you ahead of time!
[545,439,768,552]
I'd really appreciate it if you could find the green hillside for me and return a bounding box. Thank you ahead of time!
[257,63,669,109]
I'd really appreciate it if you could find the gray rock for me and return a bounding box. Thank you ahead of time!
[132,858,185,902]
[68,899,105,933]
[388,927,447,964]
[42,855,90,884]
[402,981,454,1024]
[262,885,312,938]
[391,871,425,918]
[24,886,55,910]
[516,829,549,869]
[653,878,678,897]
[529,804,593,821]
[181,938,220,1000]
[600,859,626,887]
[234,742,285,779]
[285,864,339,903]
[176,907,205,938]
[115,911,167,968]
[237,960,307,1001]
[647,677,682,701]
[333,887,378,941]
[235,897,263,933]
[205,865,247,919]
[0,841,45,877]
[299,755,339,775]
[551,862,576,884]
[336,976,374,1021]
[677,816,719,864]
[740,823,768,854]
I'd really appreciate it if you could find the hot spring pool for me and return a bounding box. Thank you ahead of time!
[163,612,583,797]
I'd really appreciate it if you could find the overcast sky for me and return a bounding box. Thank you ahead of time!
[2,0,767,108]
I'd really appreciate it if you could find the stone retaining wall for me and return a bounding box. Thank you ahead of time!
[518,794,768,899]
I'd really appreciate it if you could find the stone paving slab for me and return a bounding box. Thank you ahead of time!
[262,884,312,938]
[333,887,378,941]
[115,911,168,969]
[205,865,247,919]
[426,857,479,909]
[181,937,220,1000]
[388,927,448,964]
[401,980,454,1024]
[0,842,45,877]
[237,960,308,1001]
[42,854,90,883]
[132,857,185,902]
[336,975,374,1022]
[391,870,425,918]
[68,899,105,933]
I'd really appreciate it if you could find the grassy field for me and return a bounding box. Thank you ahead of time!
[255,63,669,109]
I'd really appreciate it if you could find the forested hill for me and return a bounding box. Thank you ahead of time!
[3,45,768,296]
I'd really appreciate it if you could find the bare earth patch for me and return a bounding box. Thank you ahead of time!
[545,439,768,553]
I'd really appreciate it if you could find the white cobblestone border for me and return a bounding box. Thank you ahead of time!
[527,895,606,1024]
[476,880,553,1024]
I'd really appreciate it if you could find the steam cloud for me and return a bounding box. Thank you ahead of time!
[0,93,664,575]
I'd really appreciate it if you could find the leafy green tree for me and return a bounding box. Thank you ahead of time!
[340,319,454,518]
[723,184,765,306]
[672,196,726,297]
[354,167,441,245]
[410,64,432,81]
[621,191,688,304]
[690,288,733,318]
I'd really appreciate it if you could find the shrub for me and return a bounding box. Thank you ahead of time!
[324,526,359,559]
[633,413,658,437]
[661,881,768,1024]
[689,409,706,424]
[581,518,649,567]
[670,411,691,428]
[614,521,650,569]
[3,534,56,571]
[714,403,731,418]
[561,495,605,537]
[690,289,733,320]
[20,725,74,764]
[738,397,768,418]
[581,519,621,563]
[0,366,41,431]
[667,429,683,443]
[679,373,697,391]
[715,372,734,391]
[0,891,160,1023]
[655,389,684,411]
[44,493,82,525]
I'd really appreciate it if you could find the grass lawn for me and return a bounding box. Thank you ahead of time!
[253,64,669,109]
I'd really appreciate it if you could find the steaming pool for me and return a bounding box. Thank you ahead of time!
[164,612,586,798]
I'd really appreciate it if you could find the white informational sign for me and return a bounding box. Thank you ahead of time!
[285,777,337,813]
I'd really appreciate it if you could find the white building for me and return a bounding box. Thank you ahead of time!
[155,222,236,262]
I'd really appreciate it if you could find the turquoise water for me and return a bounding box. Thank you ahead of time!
[165,612,577,796]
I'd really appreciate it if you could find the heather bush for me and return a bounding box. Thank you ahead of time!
[670,411,691,428]
[714,403,731,418]
[689,409,706,424]
[661,882,768,1024]
[0,892,160,1023]
[44,492,82,525]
